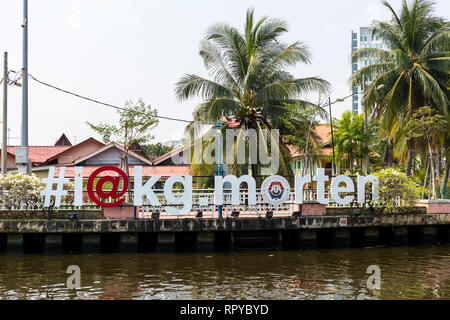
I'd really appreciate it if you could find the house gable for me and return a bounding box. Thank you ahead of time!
[54,133,72,146]
[79,146,149,166]
[41,137,105,166]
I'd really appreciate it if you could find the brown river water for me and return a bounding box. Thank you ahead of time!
[0,244,449,300]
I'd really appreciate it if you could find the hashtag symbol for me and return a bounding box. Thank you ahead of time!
[41,166,70,207]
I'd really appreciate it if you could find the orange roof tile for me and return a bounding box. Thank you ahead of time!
[288,123,332,158]
[47,165,191,178]
[7,146,72,164]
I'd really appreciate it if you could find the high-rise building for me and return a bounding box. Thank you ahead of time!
[351,27,388,114]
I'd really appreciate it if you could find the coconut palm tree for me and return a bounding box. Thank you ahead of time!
[333,111,374,171]
[175,8,330,181]
[351,0,449,176]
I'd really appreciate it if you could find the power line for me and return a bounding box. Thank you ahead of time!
[11,70,359,125]
[10,70,208,124]
[28,73,196,123]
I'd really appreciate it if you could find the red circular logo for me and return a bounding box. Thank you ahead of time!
[86,166,129,208]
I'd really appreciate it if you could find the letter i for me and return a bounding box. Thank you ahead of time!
[74,167,83,206]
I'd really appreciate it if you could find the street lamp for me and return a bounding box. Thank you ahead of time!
[216,120,223,219]
[328,97,336,176]
[328,96,352,176]
[327,82,382,176]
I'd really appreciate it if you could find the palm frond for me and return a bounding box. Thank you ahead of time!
[175,74,234,102]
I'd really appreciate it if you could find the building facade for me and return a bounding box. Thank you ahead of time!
[1,134,190,179]
[351,27,388,114]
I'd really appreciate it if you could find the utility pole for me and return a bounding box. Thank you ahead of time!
[328,97,336,176]
[19,0,30,174]
[216,120,223,219]
[362,74,369,174]
[2,52,7,174]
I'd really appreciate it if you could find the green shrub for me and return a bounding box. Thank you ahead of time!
[371,168,420,213]
[0,173,45,209]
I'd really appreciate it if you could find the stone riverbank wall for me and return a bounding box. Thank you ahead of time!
[0,213,449,253]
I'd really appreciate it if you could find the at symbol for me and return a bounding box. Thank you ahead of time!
[86,166,129,208]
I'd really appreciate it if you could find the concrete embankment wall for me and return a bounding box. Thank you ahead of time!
[0,210,104,220]
[0,214,449,253]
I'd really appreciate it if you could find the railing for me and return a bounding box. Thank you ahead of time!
[0,187,381,214]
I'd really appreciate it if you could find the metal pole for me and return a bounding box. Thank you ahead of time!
[216,120,223,219]
[21,0,29,173]
[362,74,369,174]
[328,97,336,176]
[2,52,7,174]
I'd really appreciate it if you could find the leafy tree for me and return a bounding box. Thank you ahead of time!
[333,111,376,171]
[371,167,420,213]
[86,98,159,177]
[175,8,329,182]
[142,143,174,160]
[351,0,449,176]
[0,173,44,209]
[405,106,447,198]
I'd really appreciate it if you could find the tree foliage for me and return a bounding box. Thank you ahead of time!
[142,143,174,160]
[0,174,44,209]
[86,99,159,175]
[333,111,377,171]
[175,8,330,180]
[405,106,447,198]
[351,0,449,175]
[371,167,421,213]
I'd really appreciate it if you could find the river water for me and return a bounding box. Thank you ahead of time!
[0,244,449,300]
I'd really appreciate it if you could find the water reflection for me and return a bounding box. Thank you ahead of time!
[0,245,449,300]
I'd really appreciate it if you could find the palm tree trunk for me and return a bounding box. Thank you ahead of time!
[388,144,394,166]
[251,163,259,187]
[435,151,441,199]
[422,157,429,199]
[382,141,388,166]
[441,162,450,199]
[430,156,436,200]
[302,156,308,176]
[428,160,432,199]
[406,139,415,176]
[427,139,436,199]
[437,153,442,178]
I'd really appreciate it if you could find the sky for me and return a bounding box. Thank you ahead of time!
[1,0,449,146]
